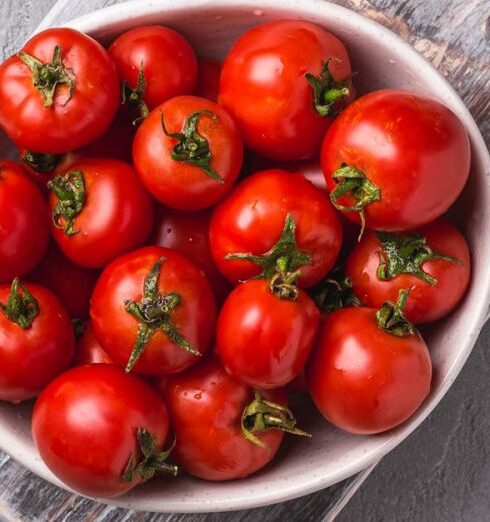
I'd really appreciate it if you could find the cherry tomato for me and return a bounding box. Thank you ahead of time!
[209,169,342,288]
[219,19,353,161]
[321,90,471,231]
[0,160,49,282]
[32,364,175,497]
[194,59,221,101]
[74,323,113,365]
[345,220,470,324]
[0,28,119,154]
[133,95,243,210]
[0,279,74,402]
[217,279,319,388]
[48,158,154,269]
[90,246,216,376]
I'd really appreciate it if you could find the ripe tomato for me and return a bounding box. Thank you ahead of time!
[217,279,319,388]
[219,19,353,161]
[133,95,243,210]
[306,292,432,434]
[90,246,216,376]
[345,220,470,324]
[32,364,176,497]
[48,158,154,269]
[0,28,119,154]
[158,355,308,481]
[209,169,342,288]
[0,279,74,402]
[74,323,113,366]
[108,26,198,118]
[0,160,49,282]
[194,59,221,101]
[321,90,470,231]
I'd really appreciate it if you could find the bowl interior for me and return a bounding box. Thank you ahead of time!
[0,0,489,513]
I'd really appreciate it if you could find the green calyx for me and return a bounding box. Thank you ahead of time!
[18,45,75,108]
[121,62,149,123]
[124,257,200,373]
[309,267,362,313]
[21,150,61,174]
[375,288,417,337]
[376,231,463,286]
[161,110,224,183]
[0,278,39,329]
[305,58,350,117]
[122,427,178,483]
[241,391,311,449]
[47,170,85,236]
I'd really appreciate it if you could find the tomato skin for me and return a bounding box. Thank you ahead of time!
[306,309,432,434]
[194,59,221,101]
[90,246,216,376]
[0,161,49,283]
[0,28,119,154]
[157,355,285,481]
[209,169,342,288]
[32,364,169,497]
[217,280,319,388]
[321,89,471,231]
[108,26,198,110]
[49,158,154,269]
[0,283,74,402]
[133,95,243,210]
[345,220,470,324]
[74,323,112,365]
[219,19,353,161]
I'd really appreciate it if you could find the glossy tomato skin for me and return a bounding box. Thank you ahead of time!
[346,220,470,324]
[133,95,243,210]
[74,323,113,365]
[90,246,216,376]
[0,161,49,282]
[108,26,198,110]
[194,59,221,101]
[306,309,432,434]
[209,169,343,288]
[49,158,154,269]
[219,19,353,161]
[32,364,169,497]
[0,283,74,402]
[157,355,286,481]
[0,28,119,154]
[217,280,320,388]
[321,90,471,231]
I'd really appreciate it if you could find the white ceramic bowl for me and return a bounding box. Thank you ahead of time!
[0,0,489,513]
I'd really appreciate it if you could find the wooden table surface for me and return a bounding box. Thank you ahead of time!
[1,1,489,521]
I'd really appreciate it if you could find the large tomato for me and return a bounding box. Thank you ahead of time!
[321,90,470,231]
[0,28,119,154]
[219,19,353,161]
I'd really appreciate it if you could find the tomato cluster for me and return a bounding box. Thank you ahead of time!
[0,20,471,498]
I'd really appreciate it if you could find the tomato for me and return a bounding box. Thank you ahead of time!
[194,59,221,101]
[209,169,342,288]
[48,158,153,269]
[133,95,243,210]
[306,292,432,434]
[0,28,119,154]
[0,279,74,402]
[219,19,353,161]
[32,364,176,497]
[0,160,49,282]
[158,355,308,481]
[345,219,470,324]
[217,279,319,388]
[321,89,471,231]
[90,246,216,376]
[74,323,113,366]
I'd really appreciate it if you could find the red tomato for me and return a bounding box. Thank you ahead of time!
[345,220,470,324]
[90,246,216,376]
[0,28,119,154]
[217,279,319,388]
[0,279,74,402]
[219,19,353,161]
[321,90,471,231]
[48,158,154,269]
[209,169,342,288]
[0,160,49,282]
[32,365,175,497]
[306,295,432,434]
[194,59,221,101]
[133,95,243,210]
[74,323,113,366]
